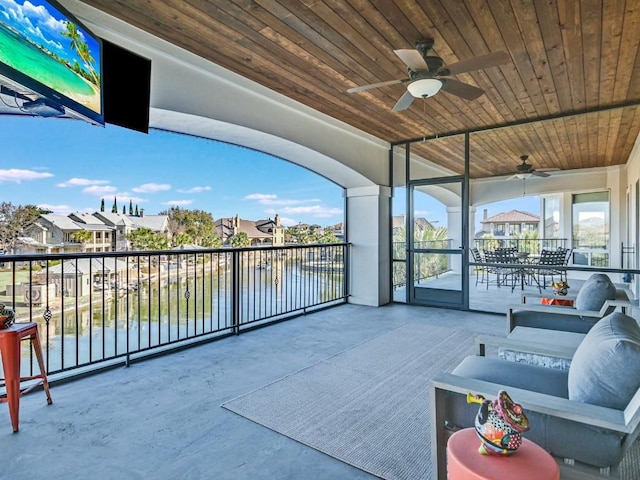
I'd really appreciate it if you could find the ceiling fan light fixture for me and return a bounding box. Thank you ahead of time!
[407,78,442,98]
[516,172,532,179]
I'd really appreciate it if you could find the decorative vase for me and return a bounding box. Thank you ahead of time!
[467,390,530,455]
[551,281,569,296]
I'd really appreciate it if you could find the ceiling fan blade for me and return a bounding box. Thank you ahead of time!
[394,49,429,71]
[437,51,510,76]
[347,78,406,93]
[392,90,415,111]
[532,170,551,177]
[441,78,484,100]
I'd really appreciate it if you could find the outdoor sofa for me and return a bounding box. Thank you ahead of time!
[431,311,640,479]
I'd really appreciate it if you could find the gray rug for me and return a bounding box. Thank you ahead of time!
[222,323,475,480]
[222,322,640,479]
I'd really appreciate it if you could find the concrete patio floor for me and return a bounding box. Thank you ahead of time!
[1,303,504,480]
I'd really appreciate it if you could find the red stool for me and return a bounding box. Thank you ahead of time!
[0,322,52,432]
[447,428,559,480]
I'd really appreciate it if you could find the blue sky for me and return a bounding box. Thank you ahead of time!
[0,116,344,227]
[2,115,539,231]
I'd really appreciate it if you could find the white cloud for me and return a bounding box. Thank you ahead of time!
[244,193,277,201]
[266,205,343,218]
[176,186,211,193]
[37,203,73,215]
[132,183,171,193]
[162,200,193,206]
[56,177,109,188]
[244,193,320,206]
[111,194,146,205]
[83,185,117,196]
[278,217,298,227]
[0,168,53,183]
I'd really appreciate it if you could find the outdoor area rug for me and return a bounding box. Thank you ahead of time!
[221,323,475,480]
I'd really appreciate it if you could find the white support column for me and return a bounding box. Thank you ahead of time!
[346,185,392,306]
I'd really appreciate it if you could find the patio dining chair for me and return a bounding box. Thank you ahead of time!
[482,250,514,289]
[470,248,486,286]
[530,249,566,293]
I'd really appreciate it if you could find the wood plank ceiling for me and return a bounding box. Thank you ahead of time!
[82,0,640,179]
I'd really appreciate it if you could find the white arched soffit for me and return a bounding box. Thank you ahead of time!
[67,1,386,191]
[470,165,625,206]
[150,109,370,190]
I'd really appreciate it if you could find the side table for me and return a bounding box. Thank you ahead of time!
[0,322,52,432]
[447,428,559,480]
[540,297,574,307]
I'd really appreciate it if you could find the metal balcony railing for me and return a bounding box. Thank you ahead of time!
[0,244,349,379]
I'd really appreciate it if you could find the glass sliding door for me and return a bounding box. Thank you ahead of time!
[408,177,467,308]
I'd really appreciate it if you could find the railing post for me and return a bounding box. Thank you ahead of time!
[232,249,240,335]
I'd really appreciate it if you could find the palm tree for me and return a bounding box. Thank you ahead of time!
[62,21,99,86]
[230,232,251,248]
[71,229,93,252]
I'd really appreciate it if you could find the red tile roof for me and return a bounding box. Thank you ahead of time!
[481,210,540,223]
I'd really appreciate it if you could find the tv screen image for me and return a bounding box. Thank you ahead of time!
[0,0,103,125]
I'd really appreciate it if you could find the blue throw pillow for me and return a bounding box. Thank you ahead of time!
[568,312,640,409]
[584,273,614,285]
[574,277,616,311]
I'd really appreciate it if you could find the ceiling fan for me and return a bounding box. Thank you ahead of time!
[508,155,551,180]
[346,39,510,111]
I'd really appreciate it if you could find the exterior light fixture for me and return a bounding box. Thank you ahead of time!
[407,78,443,98]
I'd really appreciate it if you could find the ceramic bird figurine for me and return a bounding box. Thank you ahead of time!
[467,390,530,455]
[0,304,15,329]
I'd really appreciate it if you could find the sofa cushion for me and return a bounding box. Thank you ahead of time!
[452,355,569,398]
[568,312,640,409]
[574,276,616,311]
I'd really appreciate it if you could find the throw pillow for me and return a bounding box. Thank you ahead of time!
[568,312,640,409]
[574,277,616,311]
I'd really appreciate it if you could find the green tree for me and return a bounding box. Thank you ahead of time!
[0,203,47,253]
[317,230,340,244]
[100,198,105,212]
[111,197,118,213]
[129,200,133,215]
[122,205,126,214]
[71,229,93,252]
[173,232,194,246]
[135,205,139,216]
[229,232,251,247]
[201,233,222,248]
[160,206,220,247]
[286,226,312,244]
[126,228,170,251]
[415,226,449,281]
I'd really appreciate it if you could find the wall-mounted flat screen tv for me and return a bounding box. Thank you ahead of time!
[0,0,103,125]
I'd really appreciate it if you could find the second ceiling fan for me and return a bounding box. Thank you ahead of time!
[347,39,510,111]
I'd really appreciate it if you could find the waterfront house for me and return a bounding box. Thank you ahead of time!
[477,209,540,239]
